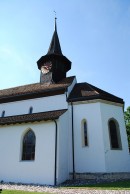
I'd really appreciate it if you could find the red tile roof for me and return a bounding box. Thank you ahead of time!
[0,76,75,103]
[0,109,67,125]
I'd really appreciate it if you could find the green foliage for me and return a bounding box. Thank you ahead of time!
[124,106,130,148]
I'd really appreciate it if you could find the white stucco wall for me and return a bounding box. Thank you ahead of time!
[0,121,56,185]
[100,102,130,172]
[72,102,106,173]
[57,111,70,184]
[0,94,67,117]
[1,95,130,185]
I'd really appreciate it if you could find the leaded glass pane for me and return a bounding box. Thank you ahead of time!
[109,120,119,149]
[84,121,88,146]
[22,130,35,161]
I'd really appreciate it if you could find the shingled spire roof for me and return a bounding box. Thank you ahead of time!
[47,18,62,55]
[37,18,71,73]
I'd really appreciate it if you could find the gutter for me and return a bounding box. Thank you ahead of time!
[53,120,58,186]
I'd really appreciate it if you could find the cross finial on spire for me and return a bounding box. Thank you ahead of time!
[54,11,57,31]
[47,12,62,55]
[54,10,56,17]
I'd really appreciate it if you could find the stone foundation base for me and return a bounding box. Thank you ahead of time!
[70,172,130,181]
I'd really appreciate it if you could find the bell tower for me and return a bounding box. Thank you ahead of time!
[37,18,71,84]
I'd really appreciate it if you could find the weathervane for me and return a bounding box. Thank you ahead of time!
[54,11,57,31]
[54,10,57,20]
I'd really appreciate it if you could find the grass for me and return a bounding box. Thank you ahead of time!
[62,180,130,190]
[0,190,51,194]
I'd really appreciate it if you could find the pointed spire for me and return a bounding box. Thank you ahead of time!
[55,17,57,32]
[37,16,71,79]
[47,17,62,55]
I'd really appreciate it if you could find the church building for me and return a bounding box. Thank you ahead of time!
[0,19,130,185]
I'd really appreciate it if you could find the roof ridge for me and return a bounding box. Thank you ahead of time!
[0,76,76,92]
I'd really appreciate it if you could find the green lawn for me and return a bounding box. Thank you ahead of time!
[0,190,51,194]
[62,180,130,190]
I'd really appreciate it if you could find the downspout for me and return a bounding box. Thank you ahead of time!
[71,101,75,179]
[65,88,68,100]
[53,120,58,186]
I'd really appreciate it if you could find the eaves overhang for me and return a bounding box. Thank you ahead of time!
[68,95,124,104]
[37,54,71,72]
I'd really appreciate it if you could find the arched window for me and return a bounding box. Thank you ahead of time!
[22,130,36,161]
[108,119,122,150]
[1,110,5,117]
[81,119,88,147]
[29,107,33,114]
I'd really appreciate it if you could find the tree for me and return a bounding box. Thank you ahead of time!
[124,106,130,149]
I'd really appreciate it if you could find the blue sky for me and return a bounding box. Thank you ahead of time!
[0,0,130,109]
